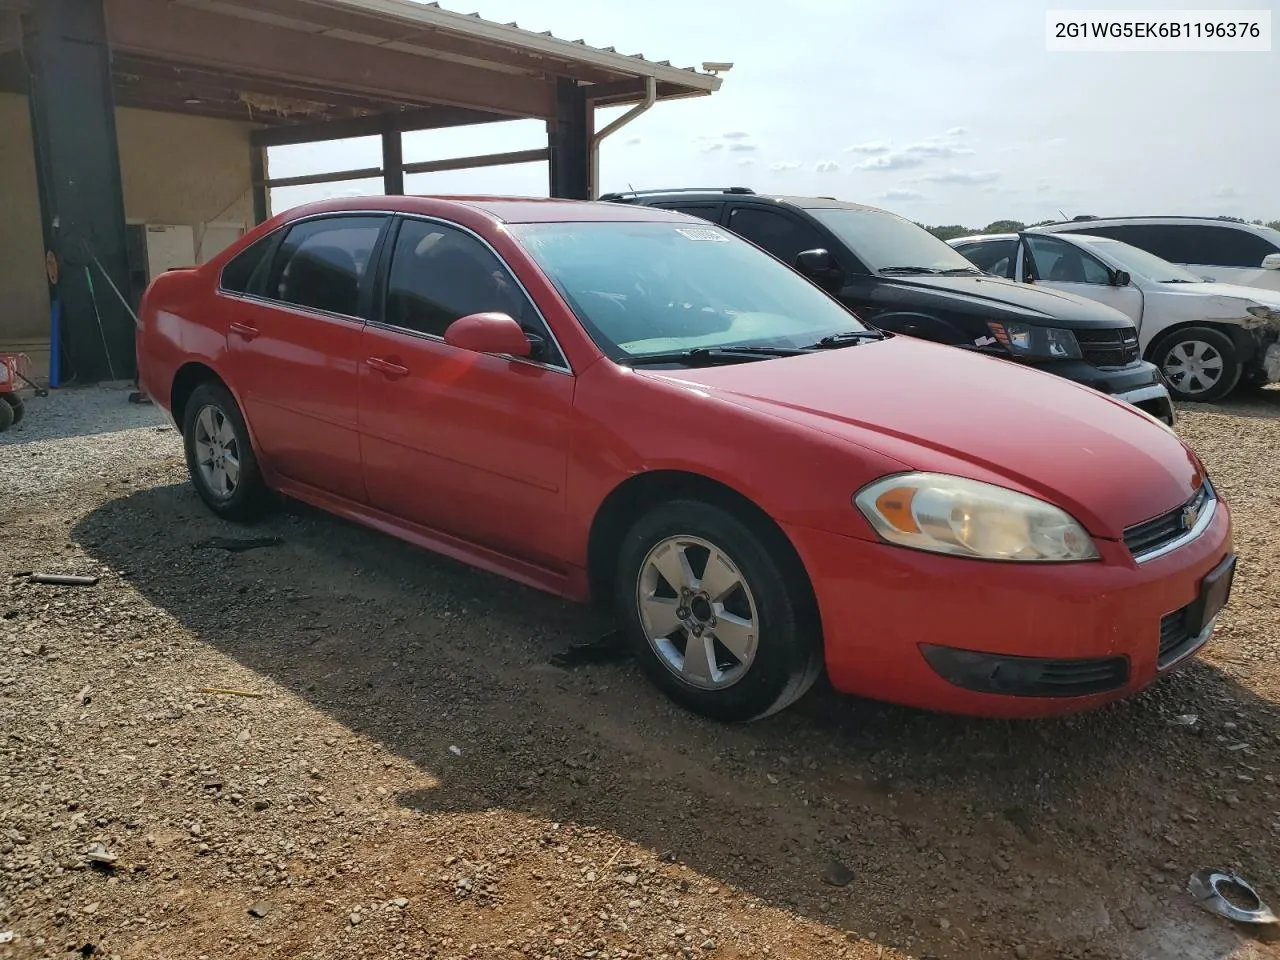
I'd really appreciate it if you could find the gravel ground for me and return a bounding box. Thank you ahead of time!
[1,385,1279,960]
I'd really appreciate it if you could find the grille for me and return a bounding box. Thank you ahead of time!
[1159,605,1197,668]
[1124,484,1211,559]
[1076,327,1140,367]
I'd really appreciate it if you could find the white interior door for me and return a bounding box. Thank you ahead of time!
[144,224,197,278]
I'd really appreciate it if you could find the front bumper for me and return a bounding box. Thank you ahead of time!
[1034,358,1175,425]
[783,498,1232,718]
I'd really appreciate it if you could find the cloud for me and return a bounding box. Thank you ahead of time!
[919,169,1001,185]
[722,131,751,141]
[729,142,758,152]
[699,141,724,153]
[1036,179,1052,193]
[857,153,926,171]
[736,158,756,167]
[844,140,891,155]
[1214,185,1244,199]
[769,161,802,171]
[815,160,840,173]
[874,188,926,202]
[1045,137,1067,147]
[853,130,975,171]
[624,136,641,146]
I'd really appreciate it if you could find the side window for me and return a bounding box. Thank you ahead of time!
[654,202,722,223]
[956,239,1015,277]
[1026,235,1110,284]
[219,232,277,295]
[269,216,386,317]
[727,207,827,267]
[383,219,564,364]
[1181,226,1278,268]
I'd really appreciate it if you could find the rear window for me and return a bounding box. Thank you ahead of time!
[219,232,277,295]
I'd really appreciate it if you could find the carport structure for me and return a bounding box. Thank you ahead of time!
[0,0,723,382]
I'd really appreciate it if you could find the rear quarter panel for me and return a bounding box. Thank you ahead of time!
[136,264,232,420]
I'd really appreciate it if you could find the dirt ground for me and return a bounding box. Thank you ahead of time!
[1,386,1278,960]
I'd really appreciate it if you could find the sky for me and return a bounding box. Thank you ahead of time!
[269,0,1277,226]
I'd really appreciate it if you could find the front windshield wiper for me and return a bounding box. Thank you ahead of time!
[1159,279,1196,283]
[622,345,812,367]
[878,266,941,275]
[806,330,886,349]
[937,266,983,275]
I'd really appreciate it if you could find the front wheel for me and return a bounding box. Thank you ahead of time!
[1150,326,1241,403]
[615,500,823,722]
[182,381,270,521]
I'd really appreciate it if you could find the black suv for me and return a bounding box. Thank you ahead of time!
[602,188,1174,424]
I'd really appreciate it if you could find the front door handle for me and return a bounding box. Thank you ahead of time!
[366,357,409,379]
[229,322,260,340]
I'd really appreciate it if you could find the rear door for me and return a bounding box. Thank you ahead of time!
[357,216,575,567]
[223,213,389,502]
[723,204,830,269]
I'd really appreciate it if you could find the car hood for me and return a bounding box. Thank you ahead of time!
[885,274,1136,328]
[1152,281,1280,314]
[644,336,1202,538]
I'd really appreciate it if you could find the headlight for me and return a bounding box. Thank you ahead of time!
[854,473,1099,562]
[987,321,1082,360]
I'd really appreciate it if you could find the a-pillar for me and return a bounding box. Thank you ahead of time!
[24,0,135,383]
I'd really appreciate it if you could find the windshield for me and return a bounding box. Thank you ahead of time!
[508,221,868,360]
[1079,237,1205,283]
[809,207,979,274]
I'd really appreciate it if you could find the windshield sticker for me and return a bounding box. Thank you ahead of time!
[675,227,730,242]
[974,335,998,347]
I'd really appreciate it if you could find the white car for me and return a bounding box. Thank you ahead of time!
[949,231,1280,402]
[1029,217,1280,294]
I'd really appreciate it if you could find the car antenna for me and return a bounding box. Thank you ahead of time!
[1058,209,1068,220]
[627,182,637,197]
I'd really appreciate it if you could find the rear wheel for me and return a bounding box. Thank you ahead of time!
[2,395,24,426]
[182,381,270,521]
[615,500,823,722]
[1150,326,1241,403]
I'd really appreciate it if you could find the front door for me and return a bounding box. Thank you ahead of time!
[224,213,389,502]
[1019,233,1144,327]
[357,216,575,567]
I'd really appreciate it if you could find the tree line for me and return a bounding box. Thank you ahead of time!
[922,218,1280,241]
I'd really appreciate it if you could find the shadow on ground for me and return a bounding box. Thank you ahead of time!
[73,483,1280,960]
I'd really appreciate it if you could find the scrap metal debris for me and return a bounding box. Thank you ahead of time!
[198,687,266,699]
[194,536,284,554]
[1187,869,1278,925]
[549,630,629,669]
[26,573,99,587]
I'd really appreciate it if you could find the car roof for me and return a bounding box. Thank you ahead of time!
[612,189,891,214]
[272,195,693,225]
[1034,216,1274,235]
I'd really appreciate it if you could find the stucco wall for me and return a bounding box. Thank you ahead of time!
[0,101,254,377]
[0,93,53,358]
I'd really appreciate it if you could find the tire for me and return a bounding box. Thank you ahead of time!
[615,499,823,722]
[1149,326,1242,403]
[0,396,12,432]
[2,395,24,426]
[181,381,270,521]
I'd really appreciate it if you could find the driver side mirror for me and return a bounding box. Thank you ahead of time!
[443,312,532,357]
[794,248,844,293]
[1262,253,1280,271]
[1109,269,1132,287]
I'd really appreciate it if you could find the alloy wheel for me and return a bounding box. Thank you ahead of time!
[193,403,242,499]
[635,535,759,690]
[1162,339,1224,396]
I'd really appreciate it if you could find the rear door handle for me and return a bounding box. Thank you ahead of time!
[366,357,409,379]
[229,322,260,340]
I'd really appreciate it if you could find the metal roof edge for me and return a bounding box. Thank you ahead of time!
[306,0,723,91]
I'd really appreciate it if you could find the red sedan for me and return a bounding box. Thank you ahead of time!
[136,197,1234,722]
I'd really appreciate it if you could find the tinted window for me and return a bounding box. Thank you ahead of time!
[809,207,979,274]
[654,202,722,222]
[270,216,386,317]
[1073,224,1280,269]
[1026,235,1111,284]
[727,207,827,266]
[956,239,1015,277]
[220,232,276,295]
[383,219,560,359]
